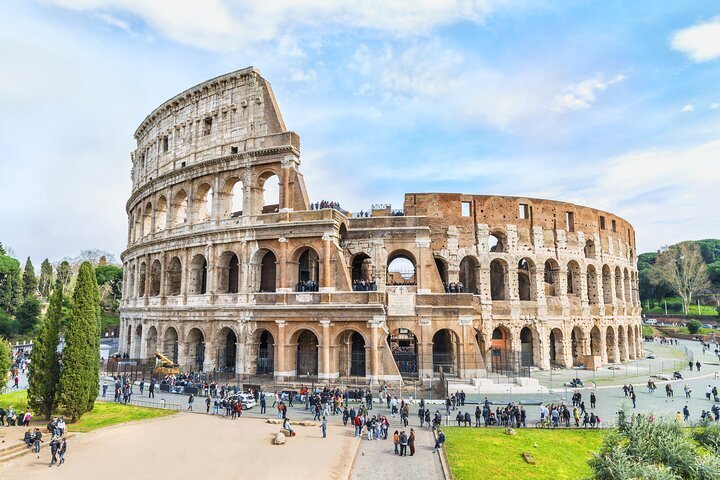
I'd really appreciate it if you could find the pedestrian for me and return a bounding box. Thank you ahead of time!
[33,428,43,458]
[139,379,145,395]
[697,361,702,371]
[149,379,155,398]
[408,428,416,456]
[590,392,596,409]
[684,384,692,398]
[689,361,694,371]
[58,437,67,465]
[393,430,399,455]
[399,431,408,456]
[683,404,690,421]
[260,392,267,414]
[631,391,637,409]
[321,416,327,438]
[206,396,211,413]
[188,393,194,411]
[102,383,108,397]
[49,437,60,466]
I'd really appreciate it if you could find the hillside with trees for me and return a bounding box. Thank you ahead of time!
[639,239,720,316]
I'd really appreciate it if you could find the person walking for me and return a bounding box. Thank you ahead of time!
[187,393,195,411]
[148,379,155,399]
[408,429,416,456]
[260,393,267,414]
[321,416,327,438]
[697,361,702,372]
[399,431,408,456]
[49,437,60,466]
[393,430,400,454]
[58,437,67,465]
[683,404,690,421]
[139,379,145,395]
[684,384,692,398]
[206,396,211,413]
[33,429,43,458]
[631,391,637,409]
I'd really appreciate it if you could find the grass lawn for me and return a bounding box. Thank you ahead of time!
[0,390,175,432]
[444,427,604,480]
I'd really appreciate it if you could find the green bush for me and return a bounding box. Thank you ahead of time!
[686,319,702,334]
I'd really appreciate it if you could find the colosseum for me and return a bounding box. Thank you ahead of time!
[119,67,643,386]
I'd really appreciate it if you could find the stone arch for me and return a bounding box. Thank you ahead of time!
[128,264,136,298]
[189,254,208,295]
[549,327,565,367]
[259,170,280,214]
[185,327,206,371]
[627,323,636,359]
[623,268,631,303]
[387,250,416,286]
[220,176,244,217]
[145,326,158,358]
[149,259,161,297]
[162,326,179,363]
[291,328,319,377]
[459,255,480,294]
[155,195,168,231]
[338,223,348,246]
[489,230,507,253]
[617,324,627,361]
[216,327,238,371]
[142,202,152,236]
[435,256,449,284]
[520,325,541,367]
[544,259,560,297]
[193,182,213,222]
[602,265,613,303]
[517,258,536,301]
[432,328,460,375]
[590,326,602,356]
[584,239,596,259]
[292,246,320,290]
[490,258,509,300]
[571,326,587,367]
[614,266,623,300]
[138,261,147,297]
[217,250,240,294]
[337,329,367,377]
[567,260,581,296]
[490,325,512,373]
[171,189,188,227]
[351,253,373,285]
[388,328,419,378]
[133,209,142,241]
[166,256,182,296]
[605,325,617,363]
[586,264,600,304]
[257,249,277,292]
[254,329,275,375]
[133,324,142,358]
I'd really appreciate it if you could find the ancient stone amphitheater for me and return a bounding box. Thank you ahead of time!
[120,67,642,384]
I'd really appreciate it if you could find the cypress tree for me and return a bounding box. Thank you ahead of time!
[0,337,11,392]
[39,259,53,299]
[22,257,38,299]
[28,280,62,419]
[59,262,100,421]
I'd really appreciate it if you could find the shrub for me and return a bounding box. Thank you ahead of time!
[686,319,702,334]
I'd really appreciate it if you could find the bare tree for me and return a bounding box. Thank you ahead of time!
[650,243,710,314]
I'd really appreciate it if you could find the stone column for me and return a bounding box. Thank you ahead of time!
[369,317,382,382]
[181,248,189,305]
[319,320,331,380]
[280,156,293,212]
[277,237,290,292]
[599,327,608,365]
[320,232,334,292]
[203,337,216,372]
[143,254,151,306]
[274,321,287,379]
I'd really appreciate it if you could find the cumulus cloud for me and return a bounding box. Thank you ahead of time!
[551,73,627,112]
[681,104,694,112]
[45,0,515,51]
[671,16,720,62]
[288,68,317,82]
[710,103,720,110]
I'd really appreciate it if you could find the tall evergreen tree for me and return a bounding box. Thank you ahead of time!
[0,337,11,393]
[22,257,38,299]
[59,262,101,421]
[56,261,72,295]
[38,259,53,299]
[28,280,62,419]
[0,254,22,313]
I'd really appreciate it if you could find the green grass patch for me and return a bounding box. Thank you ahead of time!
[100,311,120,330]
[444,427,604,480]
[0,390,175,432]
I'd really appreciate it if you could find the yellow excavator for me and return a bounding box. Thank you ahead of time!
[153,351,180,377]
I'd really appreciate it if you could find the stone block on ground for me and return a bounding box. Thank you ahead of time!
[266,419,283,424]
[273,432,285,445]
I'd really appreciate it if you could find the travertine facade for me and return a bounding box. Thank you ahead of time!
[120,67,642,384]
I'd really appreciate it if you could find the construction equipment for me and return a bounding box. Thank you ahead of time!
[153,351,180,377]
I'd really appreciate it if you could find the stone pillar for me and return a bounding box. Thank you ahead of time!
[277,237,290,292]
[280,156,293,212]
[319,320,332,380]
[320,232,334,292]
[419,318,434,379]
[181,248,189,305]
[599,327,608,365]
[143,254,151,306]
[369,317,383,382]
[203,338,216,372]
[274,321,287,379]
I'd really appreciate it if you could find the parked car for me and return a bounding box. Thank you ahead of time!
[229,393,256,409]
[645,318,657,325]
[646,353,657,359]
[702,324,713,329]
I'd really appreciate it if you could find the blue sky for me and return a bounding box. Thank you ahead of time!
[1,1,719,265]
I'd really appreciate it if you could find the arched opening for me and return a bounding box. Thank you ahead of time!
[171,190,188,227]
[145,326,158,359]
[517,258,535,301]
[351,253,373,289]
[155,196,168,231]
[338,224,348,247]
[520,327,535,367]
[584,240,596,259]
[166,257,182,296]
[606,326,617,363]
[571,327,586,367]
[623,268,631,303]
[216,328,237,371]
[142,203,152,237]
[459,256,479,294]
[489,231,506,253]
[627,325,636,359]
[260,173,280,214]
[189,254,208,295]
[186,328,205,372]
[138,262,147,297]
[618,325,627,361]
[432,329,459,375]
[590,326,602,356]
[194,183,213,222]
[162,327,179,363]
[256,330,274,375]
[544,259,560,297]
[149,259,161,297]
[490,259,507,300]
[491,326,511,373]
[602,265,612,303]
[133,324,142,358]
[388,328,418,378]
[217,251,240,294]
[128,265,136,298]
[295,329,318,377]
[614,266,623,301]
[435,257,448,284]
[259,250,277,292]
[296,248,320,291]
[549,328,565,367]
[338,330,366,377]
[387,251,416,286]
[586,265,599,304]
[133,210,142,241]
[567,260,581,296]
[220,177,243,217]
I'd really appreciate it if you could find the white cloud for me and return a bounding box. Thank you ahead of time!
[288,68,317,82]
[710,103,720,110]
[671,16,720,62]
[681,104,694,112]
[45,0,516,51]
[551,73,627,112]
